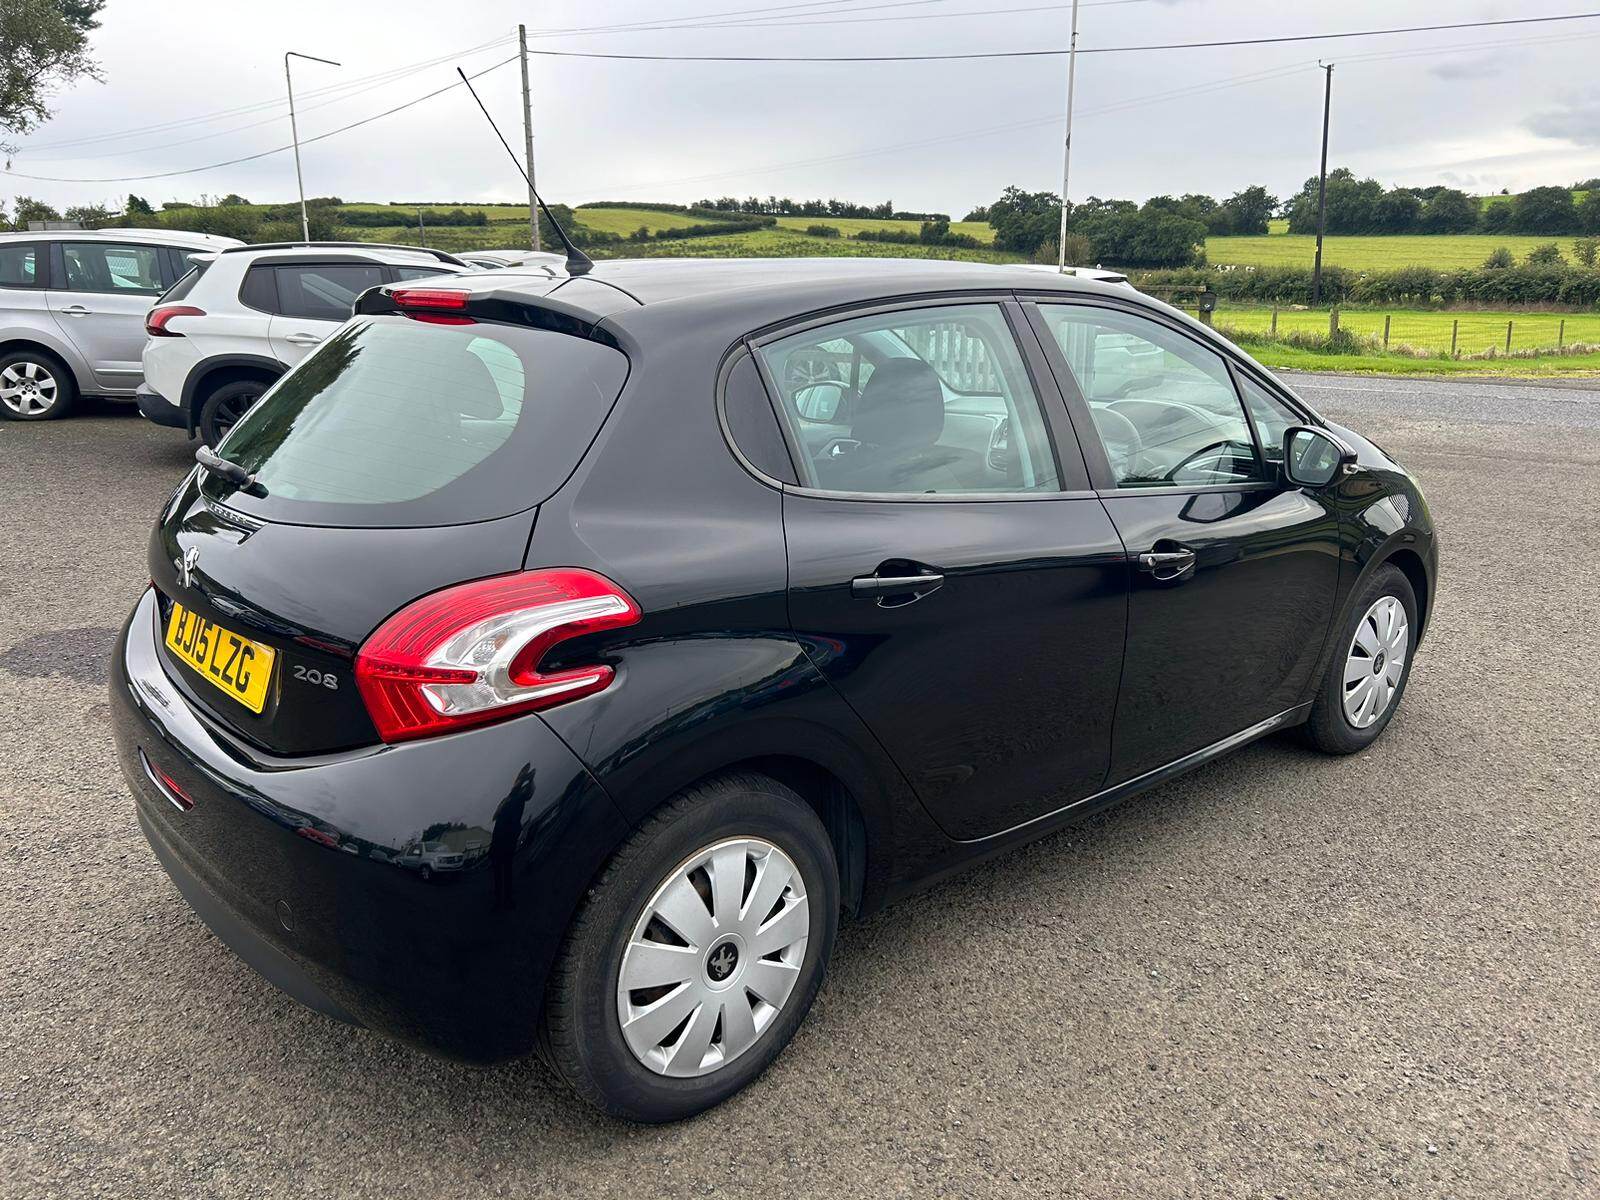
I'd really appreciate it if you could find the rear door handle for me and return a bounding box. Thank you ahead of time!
[284,332,323,346]
[59,304,93,316]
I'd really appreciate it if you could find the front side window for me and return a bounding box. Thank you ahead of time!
[756,303,1059,495]
[1237,374,1302,467]
[1038,305,1261,488]
[274,264,386,321]
[0,243,43,288]
[60,242,165,293]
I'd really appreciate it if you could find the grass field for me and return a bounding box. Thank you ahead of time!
[768,215,994,242]
[1235,341,1600,377]
[1205,232,1594,270]
[1216,306,1600,356]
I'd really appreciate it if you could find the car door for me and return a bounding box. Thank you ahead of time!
[267,261,387,367]
[1028,299,1341,782]
[47,240,171,393]
[755,299,1128,842]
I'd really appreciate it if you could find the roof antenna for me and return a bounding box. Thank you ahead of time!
[454,66,593,277]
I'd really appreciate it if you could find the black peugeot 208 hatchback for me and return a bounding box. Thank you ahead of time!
[111,258,1437,1122]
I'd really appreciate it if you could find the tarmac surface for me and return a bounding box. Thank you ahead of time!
[2,371,1596,1198]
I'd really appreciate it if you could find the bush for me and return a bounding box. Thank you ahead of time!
[1525,243,1565,266]
[1574,238,1600,268]
[1483,246,1515,269]
[1060,232,1093,266]
[806,224,840,238]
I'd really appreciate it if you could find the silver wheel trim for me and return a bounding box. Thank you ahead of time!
[0,361,60,416]
[617,836,810,1079]
[1342,594,1409,729]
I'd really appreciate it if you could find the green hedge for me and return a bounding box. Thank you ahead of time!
[1131,264,1600,308]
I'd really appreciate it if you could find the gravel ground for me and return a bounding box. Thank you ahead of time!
[2,374,1596,1199]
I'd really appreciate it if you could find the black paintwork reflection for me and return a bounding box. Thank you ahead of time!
[1100,485,1341,779]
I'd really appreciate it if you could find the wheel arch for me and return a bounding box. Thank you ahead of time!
[0,336,88,392]
[181,354,284,434]
[1380,545,1431,641]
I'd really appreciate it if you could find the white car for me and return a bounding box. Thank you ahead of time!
[0,227,242,421]
[460,248,567,273]
[138,242,470,444]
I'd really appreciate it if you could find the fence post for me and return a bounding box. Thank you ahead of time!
[1559,318,1566,348]
[1383,314,1391,349]
[1506,320,1513,353]
[1451,318,1459,358]
[1329,308,1340,337]
[1271,307,1279,335]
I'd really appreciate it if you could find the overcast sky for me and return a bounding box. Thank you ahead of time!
[9,0,1600,216]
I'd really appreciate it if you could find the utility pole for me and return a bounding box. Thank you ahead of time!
[1056,0,1081,272]
[518,24,541,252]
[1311,62,1333,305]
[285,50,341,244]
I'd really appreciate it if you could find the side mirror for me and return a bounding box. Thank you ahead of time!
[793,381,847,423]
[1282,426,1357,488]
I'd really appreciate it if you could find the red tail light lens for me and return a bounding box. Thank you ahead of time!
[355,569,640,743]
[146,304,204,337]
[389,288,469,310]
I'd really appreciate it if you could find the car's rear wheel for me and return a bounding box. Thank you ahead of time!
[0,350,77,421]
[542,771,839,1123]
[198,378,268,447]
[1300,563,1418,754]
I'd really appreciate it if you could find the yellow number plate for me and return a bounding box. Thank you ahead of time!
[164,602,276,714]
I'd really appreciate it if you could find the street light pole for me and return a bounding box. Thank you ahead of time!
[285,50,341,244]
[518,24,541,252]
[1311,61,1333,305]
[1056,0,1081,272]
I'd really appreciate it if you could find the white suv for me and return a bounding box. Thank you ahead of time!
[139,242,469,444]
[0,227,242,421]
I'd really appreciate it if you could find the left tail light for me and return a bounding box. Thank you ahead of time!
[146,304,204,337]
[354,568,640,744]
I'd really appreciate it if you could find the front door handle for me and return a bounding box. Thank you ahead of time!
[59,304,93,316]
[850,568,944,604]
[1136,546,1197,582]
[284,331,323,346]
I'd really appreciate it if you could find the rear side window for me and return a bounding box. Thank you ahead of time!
[275,264,386,320]
[239,265,277,312]
[0,243,44,288]
[60,242,165,293]
[209,316,629,528]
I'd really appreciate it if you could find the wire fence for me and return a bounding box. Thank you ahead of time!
[1213,306,1600,358]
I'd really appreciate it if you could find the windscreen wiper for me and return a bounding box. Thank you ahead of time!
[195,445,264,495]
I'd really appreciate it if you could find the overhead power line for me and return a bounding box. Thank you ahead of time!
[2,55,519,184]
[521,10,1600,61]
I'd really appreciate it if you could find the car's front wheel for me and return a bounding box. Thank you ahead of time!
[0,350,77,421]
[542,772,839,1123]
[1300,563,1418,754]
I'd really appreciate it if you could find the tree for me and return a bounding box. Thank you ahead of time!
[1480,201,1516,233]
[1219,185,1276,235]
[985,185,1062,256]
[12,195,59,227]
[964,205,990,222]
[1524,243,1564,266]
[1578,190,1600,235]
[124,193,154,215]
[1373,188,1421,234]
[1512,186,1578,235]
[0,1,107,152]
[218,193,249,206]
[1419,188,1477,234]
[1574,238,1599,268]
[63,202,109,227]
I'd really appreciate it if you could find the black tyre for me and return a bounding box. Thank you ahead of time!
[0,349,77,421]
[542,772,839,1123]
[198,378,269,447]
[1300,563,1418,754]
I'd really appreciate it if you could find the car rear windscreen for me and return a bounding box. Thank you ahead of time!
[206,315,629,527]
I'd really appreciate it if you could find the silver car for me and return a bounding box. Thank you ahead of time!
[0,228,241,421]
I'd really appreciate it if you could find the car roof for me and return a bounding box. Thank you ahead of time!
[212,243,468,267]
[0,227,243,248]
[428,256,1159,340]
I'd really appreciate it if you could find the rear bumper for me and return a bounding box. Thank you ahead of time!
[111,588,630,1063]
[136,385,187,430]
